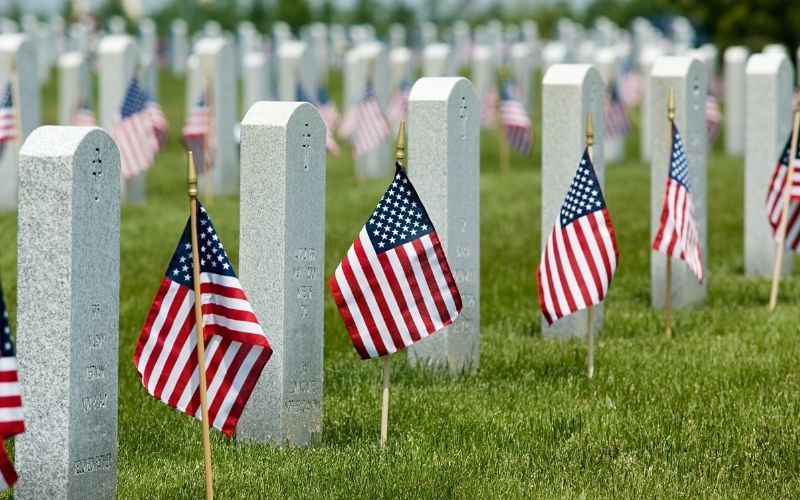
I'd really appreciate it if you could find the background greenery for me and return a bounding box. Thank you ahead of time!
[0,64,799,498]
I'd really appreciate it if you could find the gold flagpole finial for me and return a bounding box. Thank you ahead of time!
[668,87,675,122]
[395,121,406,164]
[586,112,594,147]
[187,150,198,198]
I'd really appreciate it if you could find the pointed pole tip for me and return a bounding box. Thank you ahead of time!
[187,150,198,198]
[668,87,675,122]
[586,112,594,147]
[395,121,406,164]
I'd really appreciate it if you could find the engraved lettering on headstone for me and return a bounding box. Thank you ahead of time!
[87,365,105,380]
[460,96,467,140]
[82,394,108,413]
[91,148,103,202]
[74,454,113,475]
[302,123,311,170]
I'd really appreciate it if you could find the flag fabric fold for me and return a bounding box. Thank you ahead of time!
[652,123,704,282]
[537,148,619,325]
[705,94,722,146]
[340,79,391,158]
[134,202,271,436]
[499,80,532,155]
[766,132,800,250]
[0,82,16,160]
[387,80,411,125]
[111,77,162,180]
[0,278,24,491]
[329,162,462,359]
[604,86,631,139]
[316,86,342,156]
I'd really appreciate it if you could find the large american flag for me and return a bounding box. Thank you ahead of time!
[537,149,618,325]
[316,86,341,156]
[71,95,97,127]
[386,80,411,125]
[0,278,24,490]
[705,93,722,146]
[349,80,392,159]
[134,203,272,436]
[766,131,800,250]
[181,93,211,173]
[604,86,631,139]
[111,78,161,180]
[499,80,532,155]
[0,82,15,160]
[329,162,462,359]
[652,123,704,282]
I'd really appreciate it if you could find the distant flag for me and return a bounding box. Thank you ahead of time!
[111,77,160,179]
[499,80,532,155]
[329,162,462,359]
[0,82,15,160]
[537,149,618,325]
[0,278,24,490]
[181,92,211,173]
[134,202,272,436]
[479,87,499,128]
[71,95,97,127]
[350,79,392,158]
[705,93,722,146]
[387,80,411,125]
[337,105,357,140]
[316,86,341,156]
[604,86,631,139]
[766,132,800,250]
[147,95,169,150]
[617,69,642,108]
[652,123,704,281]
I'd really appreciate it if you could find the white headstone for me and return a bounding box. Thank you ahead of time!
[108,16,126,35]
[389,47,412,91]
[170,19,188,75]
[139,19,158,99]
[763,44,788,56]
[639,45,665,161]
[744,53,793,277]
[650,56,708,308]
[542,42,568,73]
[238,101,325,445]
[389,24,406,51]
[470,44,494,101]
[407,77,480,373]
[242,52,271,116]
[422,43,451,77]
[277,41,311,101]
[421,22,438,46]
[57,51,89,125]
[16,125,120,499]
[452,21,471,69]
[594,47,623,164]
[509,42,532,110]
[0,34,39,210]
[723,46,749,156]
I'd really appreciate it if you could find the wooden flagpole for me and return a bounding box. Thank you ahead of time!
[768,102,800,311]
[585,112,595,379]
[380,120,406,447]
[187,151,214,500]
[665,88,675,337]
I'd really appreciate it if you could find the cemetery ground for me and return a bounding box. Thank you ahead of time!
[1,72,800,498]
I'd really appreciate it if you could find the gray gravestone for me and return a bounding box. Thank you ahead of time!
[594,47,623,164]
[16,126,120,498]
[650,56,708,308]
[422,43,451,77]
[407,77,480,373]
[541,64,605,339]
[242,52,271,117]
[745,53,793,277]
[724,46,749,156]
[277,41,309,102]
[639,46,665,161]
[170,19,188,75]
[238,102,325,445]
[509,42,532,110]
[58,51,88,125]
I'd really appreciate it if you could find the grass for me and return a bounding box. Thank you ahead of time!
[1,69,800,498]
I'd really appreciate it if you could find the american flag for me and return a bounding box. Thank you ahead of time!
[604,86,631,139]
[766,132,800,250]
[537,149,618,325]
[0,82,15,160]
[480,87,499,128]
[181,93,211,173]
[147,97,169,150]
[134,203,272,436]
[387,80,411,125]
[0,278,24,490]
[499,80,533,155]
[617,69,642,108]
[652,123,704,282]
[705,93,722,146]
[111,78,160,180]
[316,86,341,156]
[71,96,97,126]
[329,162,462,359]
[349,80,392,158]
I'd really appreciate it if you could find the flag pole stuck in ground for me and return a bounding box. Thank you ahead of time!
[665,87,675,338]
[768,99,800,311]
[585,112,595,379]
[187,151,215,500]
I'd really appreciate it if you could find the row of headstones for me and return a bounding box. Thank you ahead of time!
[10,77,480,498]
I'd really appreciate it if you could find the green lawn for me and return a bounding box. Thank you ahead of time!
[1,69,800,498]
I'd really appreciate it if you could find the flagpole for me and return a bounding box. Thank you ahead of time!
[585,112,595,379]
[380,120,406,447]
[187,151,214,500]
[665,88,675,337]
[203,71,214,204]
[768,102,800,311]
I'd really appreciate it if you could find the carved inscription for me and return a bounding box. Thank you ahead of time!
[74,454,113,475]
[459,96,468,141]
[82,394,108,413]
[91,148,103,202]
[302,123,311,170]
[83,301,110,415]
[293,247,319,319]
[453,268,477,283]
[87,365,105,380]
[284,362,319,413]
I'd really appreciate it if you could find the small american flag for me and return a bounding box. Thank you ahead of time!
[480,88,499,128]
[604,86,631,139]
[0,82,15,160]
[0,278,24,490]
[147,97,169,150]
[537,149,618,325]
[181,93,211,173]
[500,80,532,155]
[71,96,97,127]
[766,132,800,250]
[134,202,272,436]
[111,78,160,180]
[316,87,341,156]
[705,94,722,146]
[350,80,392,158]
[387,80,411,125]
[652,123,703,282]
[617,69,642,108]
[329,162,462,359]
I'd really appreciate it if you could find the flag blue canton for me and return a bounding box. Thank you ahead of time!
[120,78,149,118]
[670,123,691,189]
[500,80,517,101]
[778,134,800,165]
[0,281,12,356]
[166,202,237,286]
[296,82,311,103]
[559,149,606,227]
[366,163,434,253]
[0,83,11,107]
[363,80,377,101]
[317,86,330,104]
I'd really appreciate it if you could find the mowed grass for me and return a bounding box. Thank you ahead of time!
[1,69,800,499]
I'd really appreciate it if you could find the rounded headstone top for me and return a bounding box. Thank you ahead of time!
[724,46,750,62]
[652,55,705,78]
[423,43,450,58]
[97,34,136,53]
[542,64,601,86]
[409,77,477,102]
[58,51,84,67]
[20,126,113,159]
[389,47,412,63]
[509,42,530,58]
[745,52,790,75]
[0,33,31,52]
[277,40,307,58]
[242,101,322,129]
[243,52,267,67]
[196,35,232,55]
